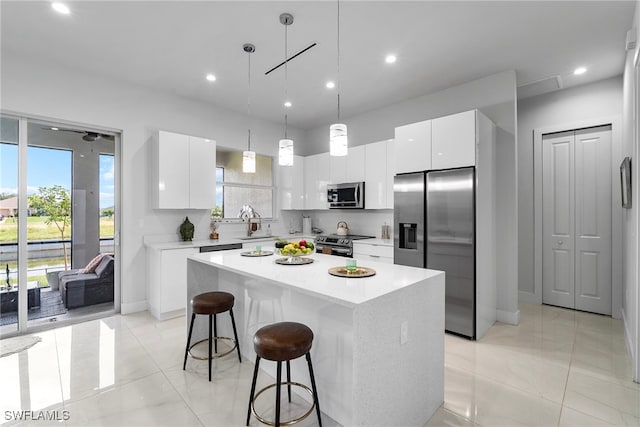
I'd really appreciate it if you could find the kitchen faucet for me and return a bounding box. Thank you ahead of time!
[238,205,261,237]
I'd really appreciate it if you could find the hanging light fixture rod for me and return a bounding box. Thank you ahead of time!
[265,42,317,75]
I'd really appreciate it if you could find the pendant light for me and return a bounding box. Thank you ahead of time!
[329,0,347,157]
[278,13,294,166]
[242,43,256,173]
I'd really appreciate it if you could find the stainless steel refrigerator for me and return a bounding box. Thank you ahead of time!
[394,168,476,339]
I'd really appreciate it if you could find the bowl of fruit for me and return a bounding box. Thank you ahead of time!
[276,239,315,265]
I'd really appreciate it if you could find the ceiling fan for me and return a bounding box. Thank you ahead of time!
[44,127,115,142]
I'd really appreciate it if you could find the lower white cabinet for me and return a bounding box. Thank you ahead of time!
[147,247,198,320]
[352,242,394,264]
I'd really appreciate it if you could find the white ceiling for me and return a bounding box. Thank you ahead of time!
[1,1,635,130]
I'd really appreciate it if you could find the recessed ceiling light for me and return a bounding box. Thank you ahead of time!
[325,81,335,89]
[284,101,292,108]
[574,67,587,75]
[51,2,70,15]
[205,74,216,82]
[385,54,397,64]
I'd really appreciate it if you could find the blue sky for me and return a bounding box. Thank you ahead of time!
[0,143,114,208]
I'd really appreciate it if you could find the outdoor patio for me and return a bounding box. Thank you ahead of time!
[0,286,67,326]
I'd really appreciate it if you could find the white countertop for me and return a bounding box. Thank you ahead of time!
[188,248,442,307]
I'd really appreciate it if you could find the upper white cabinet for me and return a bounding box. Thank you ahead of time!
[152,130,216,209]
[278,155,305,210]
[365,140,394,209]
[394,119,432,174]
[431,110,476,170]
[330,145,365,183]
[304,153,330,210]
[188,136,217,209]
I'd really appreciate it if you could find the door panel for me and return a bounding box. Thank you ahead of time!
[543,131,575,309]
[542,126,612,315]
[574,126,611,315]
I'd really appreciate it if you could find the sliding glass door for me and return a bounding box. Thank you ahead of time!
[0,114,119,336]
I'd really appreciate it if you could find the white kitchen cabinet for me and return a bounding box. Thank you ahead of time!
[152,130,216,209]
[365,140,395,209]
[431,110,476,169]
[330,145,365,184]
[346,145,365,182]
[394,119,431,174]
[304,153,330,210]
[278,155,304,210]
[188,136,217,209]
[386,140,395,208]
[353,241,394,264]
[147,247,198,320]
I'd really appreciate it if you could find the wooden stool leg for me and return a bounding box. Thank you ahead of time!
[246,356,261,426]
[183,313,196,370]
[208,314,213,382]
[306,353,322,427]
[213,313,218,353]
[275,361,282,427]
[229,308,242,363]
[286,360,292,403]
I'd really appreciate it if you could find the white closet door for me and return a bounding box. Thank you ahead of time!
[542,131,575,309]
[542,126,612,315]
[574,126,612,315]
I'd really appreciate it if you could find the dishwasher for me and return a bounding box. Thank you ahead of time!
[200,243,242,252]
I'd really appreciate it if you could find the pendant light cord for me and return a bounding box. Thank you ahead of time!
[337,0,341,122]
[247,49,252,151]
[284,19,289,139]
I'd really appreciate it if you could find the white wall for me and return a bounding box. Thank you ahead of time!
[303,70,520,324]
[621,0,640,382]
[517,76,624,301]
[0,52,304,313]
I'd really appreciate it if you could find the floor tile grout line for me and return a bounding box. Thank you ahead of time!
[556,312,580,427]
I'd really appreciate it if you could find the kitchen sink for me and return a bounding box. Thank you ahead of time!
[237,236,274,241]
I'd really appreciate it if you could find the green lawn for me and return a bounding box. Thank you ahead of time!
[0,216,114,242]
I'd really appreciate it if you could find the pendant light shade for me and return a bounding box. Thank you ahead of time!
[243,43,256,174]
[329,123,348,156]
[278,13,295,166]
[330,0,347,156]
[242,149,256,173]
[278,138,294,166]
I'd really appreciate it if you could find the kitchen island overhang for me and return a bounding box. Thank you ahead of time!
[187,250,445,427]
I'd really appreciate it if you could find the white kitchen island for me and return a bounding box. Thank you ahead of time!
[187,249,445,427]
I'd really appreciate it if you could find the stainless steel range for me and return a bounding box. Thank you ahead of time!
[314,234,375,257]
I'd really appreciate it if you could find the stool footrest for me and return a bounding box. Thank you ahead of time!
[188,337,238,360]
[251,382,315,426]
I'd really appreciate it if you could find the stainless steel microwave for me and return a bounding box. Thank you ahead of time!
[327,182,365,209]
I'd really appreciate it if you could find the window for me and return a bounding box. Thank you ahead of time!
[99,154,114,239]
[214,147,273,219]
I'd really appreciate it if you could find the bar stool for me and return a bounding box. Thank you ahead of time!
[183,291,242,381]
[246,322,322,427]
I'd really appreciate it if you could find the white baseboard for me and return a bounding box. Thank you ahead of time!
[497,309,520,325]
[518,290,540,304]
[121,300,148,315]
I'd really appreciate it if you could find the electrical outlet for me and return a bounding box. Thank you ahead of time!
[400,321,408,345]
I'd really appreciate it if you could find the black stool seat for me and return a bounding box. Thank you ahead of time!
[183,291,241,381]
[193,291,235,314]
[247,322,322,427]
[254,322,313,361]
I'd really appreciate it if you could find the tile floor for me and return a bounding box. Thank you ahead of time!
[0,303,637,426]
